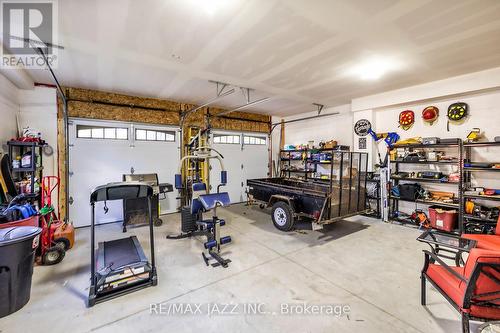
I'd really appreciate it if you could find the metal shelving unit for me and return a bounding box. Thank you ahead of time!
[390,160,458,165]
[388,140,463,234]
[390,176,459,185]
[390,196,460,209]
[463,167,500,172]
[279,147,347,180]
[462,141,500,233]
[280,148,313,179]
[7,140,45,198]
[463,194,500,201]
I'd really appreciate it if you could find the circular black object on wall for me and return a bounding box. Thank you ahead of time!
[354,119,371,136]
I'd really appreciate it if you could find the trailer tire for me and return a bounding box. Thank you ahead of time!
[271,201,295,231]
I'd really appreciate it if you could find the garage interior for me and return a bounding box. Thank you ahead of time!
[0,1,499,332]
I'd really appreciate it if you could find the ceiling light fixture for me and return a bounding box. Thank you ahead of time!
[193,0,228,15]
[349,56,401,81]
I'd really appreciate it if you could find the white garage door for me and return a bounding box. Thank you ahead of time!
[68,119,180,227]
[209,131,269,203]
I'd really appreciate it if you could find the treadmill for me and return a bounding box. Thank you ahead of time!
[88,182,157,307]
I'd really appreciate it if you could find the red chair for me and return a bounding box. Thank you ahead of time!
[421,248,500,333]
[463,216,500,250]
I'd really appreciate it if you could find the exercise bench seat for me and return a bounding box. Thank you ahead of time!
[190,183,208,215]
[198,192,230,210]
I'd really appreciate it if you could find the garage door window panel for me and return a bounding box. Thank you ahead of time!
[135,129,175,142]
[243,135,266,145]
[213,134,240,144]
[77,125,128,140]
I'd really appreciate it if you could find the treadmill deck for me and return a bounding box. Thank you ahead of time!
[95,236,151,293]
[102,237,146,269]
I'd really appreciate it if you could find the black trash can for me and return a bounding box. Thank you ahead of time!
[0,226,42,318]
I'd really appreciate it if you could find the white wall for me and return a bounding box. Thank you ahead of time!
[370,85,500,187]
[0,73,20,153]
[271,104,352,176]
[0,79,58,176]
[374,90,500,144]
[279,67,500,172]
[352,67,500,112]
[17,87,59,210]
[375,90,500,203]
[279,68,500,215]
[18,87,59,178]
[352,109,375,171]
[278,104,352,148]
[271,104,352,152]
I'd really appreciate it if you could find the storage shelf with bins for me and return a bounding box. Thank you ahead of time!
[7,140,45,198]
[280,149,312,179]
[462,141,500,233]
[390,176,460,185]
[388,141,463,234]
[389,196,460,209]
[279,147,348,180]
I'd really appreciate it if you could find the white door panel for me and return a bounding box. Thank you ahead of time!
[241,144,269,181]
[69,119,179,227]
[129,138,179,214]
[210,132,268,203]
[210,143,244,203]
[241,135,269,200]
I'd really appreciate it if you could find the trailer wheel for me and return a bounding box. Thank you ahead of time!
[271,201,295,231]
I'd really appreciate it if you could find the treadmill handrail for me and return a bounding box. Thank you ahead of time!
[90,181,154,203]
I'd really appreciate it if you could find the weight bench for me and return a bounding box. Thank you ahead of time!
[196,191,232,268]
[167,178,232,268]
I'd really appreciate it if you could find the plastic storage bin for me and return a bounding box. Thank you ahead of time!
[0,226,42,318]
[428,206,458,232]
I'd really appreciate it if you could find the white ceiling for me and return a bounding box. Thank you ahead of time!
[8,0,500,116]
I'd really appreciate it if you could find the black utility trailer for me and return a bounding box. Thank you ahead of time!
[247,151,369,231]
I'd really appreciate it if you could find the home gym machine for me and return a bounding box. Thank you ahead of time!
[167,137,232,268]
[88,182,157,307]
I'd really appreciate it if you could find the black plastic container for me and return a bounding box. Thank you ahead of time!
[398,183,422,201]
[0,226,42,318]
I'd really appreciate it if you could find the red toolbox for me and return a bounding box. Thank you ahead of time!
[428,206,457,232]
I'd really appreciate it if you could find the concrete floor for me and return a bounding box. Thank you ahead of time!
[0,204,479,333]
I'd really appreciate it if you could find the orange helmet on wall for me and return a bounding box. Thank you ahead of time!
[398,110,415,130]
[422,106,439,125]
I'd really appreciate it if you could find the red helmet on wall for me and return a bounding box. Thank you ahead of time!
[398,110,415,130]
[422,106,439,125]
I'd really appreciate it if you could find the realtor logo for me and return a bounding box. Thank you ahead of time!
[1,0,58,68]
